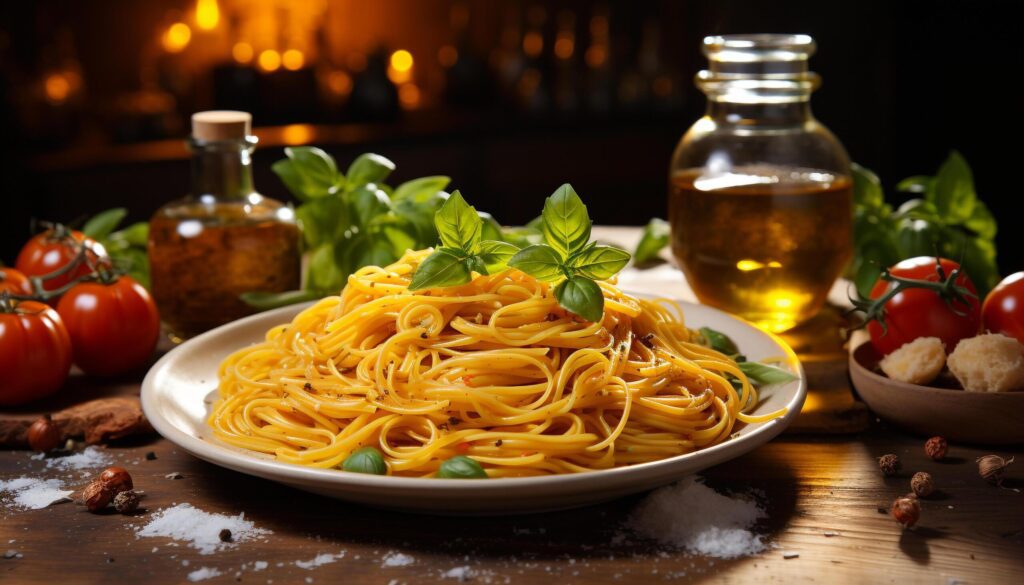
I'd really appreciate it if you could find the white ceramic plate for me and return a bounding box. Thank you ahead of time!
[141,296,806,515]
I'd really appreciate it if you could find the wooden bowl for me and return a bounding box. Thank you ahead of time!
[849,342,1024,444]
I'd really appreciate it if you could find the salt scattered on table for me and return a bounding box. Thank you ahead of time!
[187,567,222,582]
[0,477,73,510]
[441,566,474,581]
[624,477,768,559]
[136,503,271,554]
[381,552,415,568]
[36,447,112,472]
[295,552,345,569]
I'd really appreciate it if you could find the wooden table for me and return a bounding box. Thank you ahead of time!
[3,228,1023,584]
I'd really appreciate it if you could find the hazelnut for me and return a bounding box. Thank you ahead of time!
[878,454,901,476]
[27,415,61,453]
[99,466,133,495]
[910,472,934,497]
[924,436,948,461]
[977,454,1014,485]
[891,495,920,528]
[83,481,114,512]
[112,490,140,514]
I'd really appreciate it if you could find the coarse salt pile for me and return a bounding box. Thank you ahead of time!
[295,552,345,569]
[0,477,73,510]
[136,503,271,554]
[381,552,415,567]
[36,446,113,472]
[625,477,768,559]
[187,567,222,582]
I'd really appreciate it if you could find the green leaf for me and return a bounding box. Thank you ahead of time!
[345,153,395,188]
[436,455,487,479]
[896,217,942,258]
[698,327,739,357]
[851,163,885,210]
[964,200,996,240]
[467,255,488,276]
[479,212,504,242]
[525,215,544,230]
[408,248,472,290]
[434,191,482,251]
[307,243,345,293]
[508,244,565,282]
[371,214,419,258]
[895,175,934,194]
[392,176,450,202]
[394,194,445,246]
[272,147,341,200]
[634,218,670,264]
[109,221,149,247]
[342,446,388,475]
[737,361,798,386]
[555,276,604,322]
[501,227,543,248]
[571,245,630,280]
[240,288,320,310]
[83,208,127,239]
[930,150,976,223]
[296,196,349,249]
[476,240,519,272]
[541,184,591,259]
[350,184,392,227]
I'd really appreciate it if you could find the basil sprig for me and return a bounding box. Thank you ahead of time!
[408,192,519,290]
[436,455,488,479]
[341,446,388,475]
[508,184,631,322]
[82,208,151,288]
[634,218,670,264]
[698,326,797,387]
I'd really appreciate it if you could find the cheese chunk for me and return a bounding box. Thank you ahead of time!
[878,336,946,385]
[947,333,1024,393]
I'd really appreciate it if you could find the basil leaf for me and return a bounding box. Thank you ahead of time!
[345,153,395,188]
[350,184,392,227]
[273,147,341,200]
[408,248,472,290]
[571,245,631,280]
[479,212,504,242]
[964,200,996,240]
[435,191,482,251]
[477,240,519,272]
[737,361,798,386]
[83,208,127,239]
[698,327,739,357]
[342,446,388,475]
[953,229,1000,294]
[394,194,445,245]
[307,243,345,293]
[371,214,419,258]
[467,255,488,276]
[501,227,543,248]
[296,196,348,249]
[392,176,450,202]
[895,175,934,194]
[930,150,976,223]
[525,215,544,230]
[110,221,149,247]
[554,276,604,322]
[508,244,565,282]
[896,217,942,258]
[634,218,670,264]
[241,289,320,310]
[437,455,487,479]
[851,164,885,210]
[541,184,591,259]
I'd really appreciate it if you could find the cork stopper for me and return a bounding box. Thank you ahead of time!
[191,110,252,141]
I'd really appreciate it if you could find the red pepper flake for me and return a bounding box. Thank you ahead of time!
[457,442,471,453]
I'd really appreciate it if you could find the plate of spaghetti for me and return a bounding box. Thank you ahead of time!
[142,250,805,514]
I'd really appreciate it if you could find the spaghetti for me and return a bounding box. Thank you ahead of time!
[209,249,787,477]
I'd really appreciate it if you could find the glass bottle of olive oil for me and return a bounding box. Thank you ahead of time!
[668,35,852,332]
[148,111,300,341]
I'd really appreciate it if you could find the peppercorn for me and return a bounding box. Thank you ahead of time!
[977,455,1014,485]
[112,490,140,514]
[910,472,934,498]
[83,481,114,513]
[878,453,901,476]
[27,415,61,453]
[99,466,133,495]
[891,495,920,528]
[924,436,948,461]
[219,529,233,542]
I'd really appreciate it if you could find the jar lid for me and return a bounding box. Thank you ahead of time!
[191,111,252,141]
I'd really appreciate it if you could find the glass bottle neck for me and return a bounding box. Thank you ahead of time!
[189,138,256,200]
[706,99,813,126]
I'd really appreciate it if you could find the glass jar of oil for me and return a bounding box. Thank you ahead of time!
[669,34,852,333]
[148,111,300,341]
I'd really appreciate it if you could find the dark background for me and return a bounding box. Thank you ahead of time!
[2,0,1022,273]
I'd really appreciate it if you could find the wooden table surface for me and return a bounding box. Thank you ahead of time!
[3,227,1023,584]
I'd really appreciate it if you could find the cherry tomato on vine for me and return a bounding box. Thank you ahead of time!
[56,275,160,376]
[0,267,33,296]
[867,257,981,356]
[982,272,1024,344]
[15,228,107,293]
[0,299,73,406]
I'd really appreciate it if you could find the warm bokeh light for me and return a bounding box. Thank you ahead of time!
[281,124,314,145]
[346,52,367,73]
[523,31,543,58]
[162,22,192,53]
[44,74,71,104]
[232,42,254,64]
[195,0,220,31]
[282,49,305,71]
[398,83,421,109]
[438,45,458,68]
[554,36,574,60]
[258,49,281,72]
[388,49,414,84]
[585,45,607,68]
[325,70,353,97]
[653,75,674,97]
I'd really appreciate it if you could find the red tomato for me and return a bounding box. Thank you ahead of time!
[56,276,161,376]
[0,267,33,296]
[982,272,1024,344]
[867,257,981,355]
[0,299,73,406]
[15,229,106,293]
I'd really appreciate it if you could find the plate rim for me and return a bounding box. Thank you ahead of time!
[141,292,807,492]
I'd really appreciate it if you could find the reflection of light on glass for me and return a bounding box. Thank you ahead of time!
[258,50,281,72]
[736,260,783,272]
[694,172,776,192]
[282,49,305,71]
[178,220,203,238]
[325,71,352,97]
[438,45,458,67]
[232,42,254,64]
[195,0,220,30]
[523,32,543,58]
[399,84,421,109]
[277,207,295,222]
[162,22,192,53]
[388,50,414,84]
[281,124,313,145]
[44,74,71,104]
[772,295,794,309]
